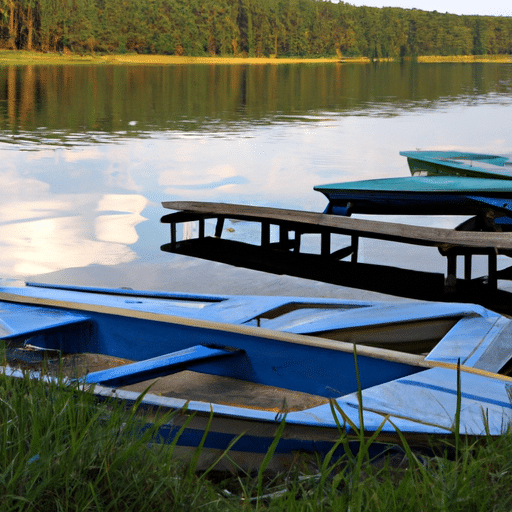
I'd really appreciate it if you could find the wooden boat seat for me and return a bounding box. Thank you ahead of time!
[84,344,243,387]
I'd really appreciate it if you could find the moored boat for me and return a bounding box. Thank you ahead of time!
[400,150,512,180]
[314,175,512,217]
[2,281,512,470]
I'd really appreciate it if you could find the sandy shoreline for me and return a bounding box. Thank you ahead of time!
[1,50,512,65]
[0,51,347,65]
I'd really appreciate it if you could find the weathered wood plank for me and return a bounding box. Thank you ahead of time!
[162,201,512,250]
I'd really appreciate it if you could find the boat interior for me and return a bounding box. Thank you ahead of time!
[2,281,512,415]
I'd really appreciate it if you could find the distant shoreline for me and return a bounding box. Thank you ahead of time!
[1,50,512,65]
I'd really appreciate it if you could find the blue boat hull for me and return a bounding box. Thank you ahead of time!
[2,282,512,469]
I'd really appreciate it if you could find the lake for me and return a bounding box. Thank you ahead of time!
[1,61,512,297]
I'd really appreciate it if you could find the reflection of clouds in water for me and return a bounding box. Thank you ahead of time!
[160,164,244,190]
[24,150,53,162]
[0,193,148,277]
[95,194,148,244]
[105,161,142,191]
[25,148,103,164]
[13,145,145,193]
[0,199,74,225]
[96,194,148,213]
[167,176,249,190]
[100,143,152,192]
[156,134,328,207]
[115,136,321,206]
[173,141,207,162]
[95,216,140,245]
[64,146,142,192]
[63,148,103,162]
[0,167,50,197]
[0,214,135,276]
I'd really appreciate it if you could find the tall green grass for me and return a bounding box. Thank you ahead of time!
[0,371,230,511]
[2,367,512,511]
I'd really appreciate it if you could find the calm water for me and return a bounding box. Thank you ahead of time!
[1,62,512,296]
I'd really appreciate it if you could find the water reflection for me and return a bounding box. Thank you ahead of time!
[95,194,148,244]
[1,63,512,290]
[1,63,512,146]
[0,174,147,276]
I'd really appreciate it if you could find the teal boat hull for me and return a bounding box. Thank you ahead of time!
[314,176,512,217]
[400,150,512,180]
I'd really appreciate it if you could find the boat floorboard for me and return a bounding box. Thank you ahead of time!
[120,371,329,412]
[6,351,133,376]
[8,352,329,412]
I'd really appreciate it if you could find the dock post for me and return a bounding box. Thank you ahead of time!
[321,232,330,256]
[261,221,270,248]
[199,218,205,239]
[293,231,301,252]
[351,236,359,263]
[489,251,498,289]
[279,225,289,250]
[170,222,177,250]
[445,254,457,293]
[214,217,225,238]
[464,254,472,281]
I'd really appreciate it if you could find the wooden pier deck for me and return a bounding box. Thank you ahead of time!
[161,201,512,314]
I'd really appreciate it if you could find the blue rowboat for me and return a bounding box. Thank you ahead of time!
[400,150,512,180]
[314,175,512,217]
[2,281,512,470]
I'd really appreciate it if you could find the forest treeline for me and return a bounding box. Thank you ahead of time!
[1,0,512,58]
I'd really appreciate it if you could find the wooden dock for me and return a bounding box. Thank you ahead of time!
[161,201,512,314]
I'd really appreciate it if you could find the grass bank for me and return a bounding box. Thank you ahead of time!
[0,50,347,66]
[417,54,512,63]
[3,369,512,511]
[2,50,512,66]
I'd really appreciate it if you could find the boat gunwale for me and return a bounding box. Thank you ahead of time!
[0,289,431,367]
[3,289,510,381]
[314,176,512,194]
[399,151,512,179]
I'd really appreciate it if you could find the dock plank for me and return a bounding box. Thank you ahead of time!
[162,201,512,250]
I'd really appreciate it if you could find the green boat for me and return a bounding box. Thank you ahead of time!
[400,151,512,180]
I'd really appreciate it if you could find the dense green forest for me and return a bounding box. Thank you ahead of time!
[1,0,512,58]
